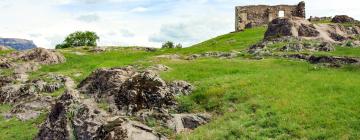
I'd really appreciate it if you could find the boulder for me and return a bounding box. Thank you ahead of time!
[168,80,194,96]
[95,118,167,140]
[265,17,359,43]
[14,48,65,65]
[36,89,80,140]
[78,67,137,99]
[332,15,355,23]
[115,71,176,114]
[316,42,335,51]
[168,114,211,133]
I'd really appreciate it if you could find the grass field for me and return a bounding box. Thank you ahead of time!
[2,27,360,139]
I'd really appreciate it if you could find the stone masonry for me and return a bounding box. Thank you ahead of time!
[235,1,305,31]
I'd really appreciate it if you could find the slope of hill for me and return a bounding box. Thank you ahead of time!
[1,25,360,139]
[0,38,37,50]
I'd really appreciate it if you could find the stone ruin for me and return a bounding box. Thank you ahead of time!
[235,1,305,31]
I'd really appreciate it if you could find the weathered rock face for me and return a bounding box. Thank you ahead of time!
[186,52,239,60]
[15,48,66,65]
[265,17,320,40]
[285,54,359,67]
[36,89,80,140]
[168,80,194,96]
[0,38,37,50]
[78,67,137,99]
[332,15,355,23]
[168,114,211,133]
[265,17,360,43]
[115,71,176,114]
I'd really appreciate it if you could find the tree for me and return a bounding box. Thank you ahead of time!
[161,41,175,49]
[175,43,183,48]
[56,31,99,49]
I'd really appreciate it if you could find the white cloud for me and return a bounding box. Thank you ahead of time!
[0,0,359,49]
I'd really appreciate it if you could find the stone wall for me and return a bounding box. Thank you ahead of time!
[235,1,305,31]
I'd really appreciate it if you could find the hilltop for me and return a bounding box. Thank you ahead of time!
[1,16,360,140]
[0,38,37,50]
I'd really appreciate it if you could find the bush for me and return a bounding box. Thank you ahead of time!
[56,31,99,49]
[161,41,183,49]
[162,41,175,49]
[175,43,183,48]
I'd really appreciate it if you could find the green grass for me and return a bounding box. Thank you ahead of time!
[0,113,47,140]
[158,58,360,139]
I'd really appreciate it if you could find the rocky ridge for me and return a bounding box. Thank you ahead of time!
[35,65,210,140]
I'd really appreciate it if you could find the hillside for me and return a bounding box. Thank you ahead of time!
[0,38,37,50]
[1,24,360,140]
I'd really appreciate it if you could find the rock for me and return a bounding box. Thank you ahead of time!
[0,38,37,50]
[78,67,137,99]
[331,15,355,23]
[316,42,335,51]
[284,54,359,67]
[308,55,359,66]
[36,89,80,140]
[186,54,201,60]
[0,58,15,68]
[0,76,14,87]
[115,71,176,114]
[264,17,358,43]
[14,48,65,65]
[168,114,211,133]
[0,84,38,104]
[248,43,271,55]
[10,96,53,121]
[89,47,106,53]
[95,118,167,140]
[146,64,170,72]
[0,45,11,51]
[298,24,319,37]
[72,99,109,140]
[168,80,194,96]
[280,43,304,52]
[155,54,181,60]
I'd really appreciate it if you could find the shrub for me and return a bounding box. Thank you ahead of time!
[56,31,99,49]
[161,41,175,49]
[175,43,183,48]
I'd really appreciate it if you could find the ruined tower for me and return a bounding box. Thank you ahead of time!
[235,1,305,31]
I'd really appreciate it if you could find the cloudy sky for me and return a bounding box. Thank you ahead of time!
[0,0,359,48]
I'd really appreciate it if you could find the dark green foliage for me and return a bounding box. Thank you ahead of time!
[175,43,183,48]
[162,41,175,49]
[56,31,99,49]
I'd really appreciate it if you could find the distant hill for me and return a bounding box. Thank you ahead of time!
[0,38,37,50]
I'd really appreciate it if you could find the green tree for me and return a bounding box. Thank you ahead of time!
[56,31,99,49]
[161,41,175,49]
[175,43,183,48]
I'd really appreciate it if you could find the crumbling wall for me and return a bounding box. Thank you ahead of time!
[235,1,305,31]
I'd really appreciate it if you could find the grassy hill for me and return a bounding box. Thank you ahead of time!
[2,26,360,139]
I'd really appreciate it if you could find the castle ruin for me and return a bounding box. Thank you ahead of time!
[235,1,305,31]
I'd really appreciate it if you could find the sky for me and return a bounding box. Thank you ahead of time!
[0,0,360,49]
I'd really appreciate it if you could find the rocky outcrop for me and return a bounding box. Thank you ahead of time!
[14,48,66,65]
[331,15,355,23]
[186,52,239,60]
[78,66,137,100]
[168,80,194,96]
[37,76,168,140]
[265,17,360,43]
[285,54,359,67]
[36,89,80,140]
[115,71,176,114]
[0,38,37,50]
[168,114,211,133]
